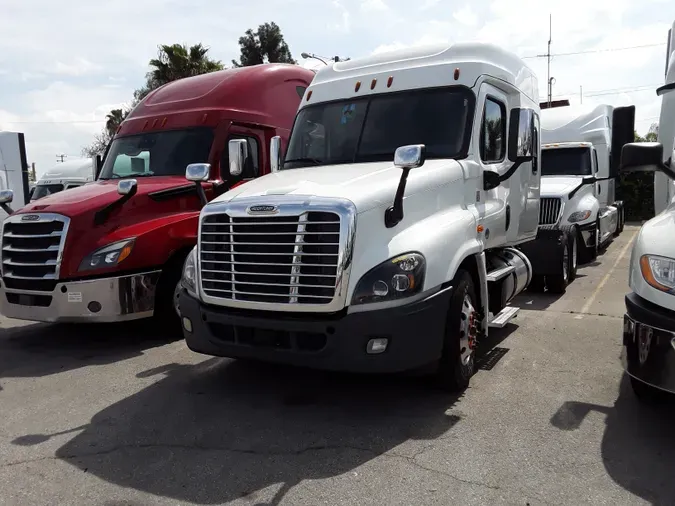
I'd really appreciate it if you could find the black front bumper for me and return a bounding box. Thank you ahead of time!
[622,292,675,394]
[179,286,453,373]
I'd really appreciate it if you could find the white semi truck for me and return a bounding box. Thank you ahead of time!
[539,104,633,264]
[176,42,570,392]
[618,20,675,401]
[30,158,94,202]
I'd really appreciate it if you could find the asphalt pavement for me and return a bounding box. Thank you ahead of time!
[1,224,673,505]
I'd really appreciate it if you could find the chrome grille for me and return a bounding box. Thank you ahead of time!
[539,198,563,225]
[1,213,69,294]
[199,211,342,306]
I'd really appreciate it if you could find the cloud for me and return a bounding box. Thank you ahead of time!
[0,0,669,176]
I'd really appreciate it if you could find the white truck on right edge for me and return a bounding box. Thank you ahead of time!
[617,19,675,402]
[539,104,633,266]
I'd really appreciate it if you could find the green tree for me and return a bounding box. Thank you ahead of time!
[82,43,224,157]
[232,22,296,67]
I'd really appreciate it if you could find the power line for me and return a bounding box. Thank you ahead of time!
[550,83,662,99]
[7,119,103,124]
[523,42,666,59]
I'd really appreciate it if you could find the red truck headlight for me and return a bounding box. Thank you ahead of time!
[78,239,135,272]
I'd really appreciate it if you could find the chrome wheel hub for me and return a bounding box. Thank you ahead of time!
[459,294,477,366]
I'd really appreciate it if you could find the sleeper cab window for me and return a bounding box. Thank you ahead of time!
[480,97,506,164]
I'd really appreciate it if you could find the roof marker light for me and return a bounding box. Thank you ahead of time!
[454,68,460,80]
[387,76,394,88]
[371,78,377,90]
[201,113,208,124]
[307,90,312,101]
[151,119,158,128]
[142,120,149,130]
[355,81,361,92]
[161,117,167,127]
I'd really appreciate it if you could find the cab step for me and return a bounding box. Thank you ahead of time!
[488,306,520,328]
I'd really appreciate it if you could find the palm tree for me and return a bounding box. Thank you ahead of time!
[105,109,128,137]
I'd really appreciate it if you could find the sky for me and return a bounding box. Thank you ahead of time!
[0,0,672,177]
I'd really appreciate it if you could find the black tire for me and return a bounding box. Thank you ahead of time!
[563,226,578,282]
[435,269,478,392]
[630,376,667,404]
[546,232,570,294]
[587,221,599,262]
[153,259,186,336]
[528,274,546,292]
[614,204,625,236]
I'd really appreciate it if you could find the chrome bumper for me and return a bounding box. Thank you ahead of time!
[622,313,675,394]
[0,270,161,323]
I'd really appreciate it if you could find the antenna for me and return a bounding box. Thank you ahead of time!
[547,14,553,107]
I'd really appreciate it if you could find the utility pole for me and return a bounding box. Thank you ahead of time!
[536,14,554,107]
[56,154,66,163]
[580,85,583,104]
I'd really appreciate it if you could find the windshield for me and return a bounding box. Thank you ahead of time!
[541,147,593,176]
[284,88,473,169]
[99,127,214,180]
[31,183,64,201]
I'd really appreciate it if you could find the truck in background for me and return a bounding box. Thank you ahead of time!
[0,63,315,330]
[178,42,568,392]
[0,131,31,218]
[617,19,675,401]
[538,103,634,264]
[30,158,94,202]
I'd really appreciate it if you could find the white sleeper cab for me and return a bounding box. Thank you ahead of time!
[618,19,675,401]
[540,104,633,263]
[176,42,568,392]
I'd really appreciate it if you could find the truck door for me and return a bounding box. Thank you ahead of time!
[220,125,265,189]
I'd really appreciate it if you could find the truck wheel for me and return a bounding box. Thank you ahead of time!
[614,205,625,236]
[546,232,570,294]
[154,262,184,336]
[630,376,666,404]
[561,226,578,282]
[584,221,599,263]
[434,269,478,392]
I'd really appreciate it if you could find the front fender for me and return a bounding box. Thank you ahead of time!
[346,203,480,303]
[63,211,199,278]
[562,190,599,226]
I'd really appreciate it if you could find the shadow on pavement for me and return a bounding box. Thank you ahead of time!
[0,320,178,385]
[36,358,465,505]
[550,374,675,504]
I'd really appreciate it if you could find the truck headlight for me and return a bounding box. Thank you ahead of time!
[351,252,425,305]
[78,239,135,271]
[640,254,675,293]
[181,247,197,295]
[568,210,592,223]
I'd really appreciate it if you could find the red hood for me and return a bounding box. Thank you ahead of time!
[14,176,208,279]
[17,176,191,218]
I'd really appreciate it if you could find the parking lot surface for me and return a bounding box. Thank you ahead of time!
[1,224,673,505]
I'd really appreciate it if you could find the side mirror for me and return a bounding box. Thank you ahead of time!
[508,108,534,163]
[0,189,14,216]
[228,139,248,177]
[620,142,668,174]
[117,179,137,196]
[270,136,282,173]
[186,163,211,182]
[483,170,500,191]
[394,144,426,169]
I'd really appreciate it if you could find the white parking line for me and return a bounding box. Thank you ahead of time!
[580,229,638,314]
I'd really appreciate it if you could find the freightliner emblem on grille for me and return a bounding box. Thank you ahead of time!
[247,205,278,214]
[21,215,40,221]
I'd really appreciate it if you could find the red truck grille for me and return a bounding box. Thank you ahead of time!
[199,212,341,305]
[1,214,69,298]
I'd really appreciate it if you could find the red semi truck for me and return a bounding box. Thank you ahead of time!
[0,63,314,329]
